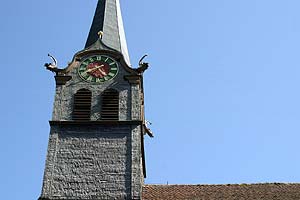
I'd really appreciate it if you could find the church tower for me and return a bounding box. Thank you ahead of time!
[39,0,149,199]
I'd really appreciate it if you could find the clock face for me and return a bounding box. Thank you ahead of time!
[78,55,119,83]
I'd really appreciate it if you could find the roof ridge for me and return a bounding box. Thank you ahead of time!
[144,182,300,186]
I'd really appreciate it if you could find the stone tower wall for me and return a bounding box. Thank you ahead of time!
[41,124,143,199]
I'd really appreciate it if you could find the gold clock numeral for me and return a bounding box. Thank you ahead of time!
[96,78,101,83]
[110,67,117,71]
[108,72,115,77]
[109,62,115,66]
[87,76,93,81]
[96,56,101,61]
[81,71,88,77]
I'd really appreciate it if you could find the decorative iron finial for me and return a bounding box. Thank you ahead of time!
[98,31,103,39]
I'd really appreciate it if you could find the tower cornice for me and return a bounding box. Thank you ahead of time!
[49,120,143,126]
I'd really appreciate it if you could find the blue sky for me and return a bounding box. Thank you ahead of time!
[1,0,300,199]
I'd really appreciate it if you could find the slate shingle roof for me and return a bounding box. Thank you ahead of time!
[143,183,300,200]
[85,0,106,48]
[85,0,131,65]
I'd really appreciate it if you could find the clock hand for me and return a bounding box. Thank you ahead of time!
[97,67,108,76]
[85,64,104,73]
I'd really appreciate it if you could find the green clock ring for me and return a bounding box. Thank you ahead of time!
[78,55,119,83]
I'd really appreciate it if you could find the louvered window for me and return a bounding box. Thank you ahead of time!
[72,89,92,121]
[101,89,119,120]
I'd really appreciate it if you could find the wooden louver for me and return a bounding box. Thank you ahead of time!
[72,89,92,121]
[101,89,119,120]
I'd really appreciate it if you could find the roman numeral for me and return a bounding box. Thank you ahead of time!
[81,72,88,77]
[87,76,93,81]
[108,72,115,76]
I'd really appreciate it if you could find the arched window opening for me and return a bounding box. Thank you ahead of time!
[72,89,92,121]
[101,89,119,120]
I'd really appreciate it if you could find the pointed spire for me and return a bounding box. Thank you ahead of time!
[85,0,131,65]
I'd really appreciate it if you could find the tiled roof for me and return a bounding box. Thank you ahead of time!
[143,183,300,200]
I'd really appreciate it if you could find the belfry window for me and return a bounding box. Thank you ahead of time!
[101,89,119,120]
[72,89,92,121]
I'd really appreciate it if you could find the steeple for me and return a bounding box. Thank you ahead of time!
[85,0,130,65]
[39,1,148,199]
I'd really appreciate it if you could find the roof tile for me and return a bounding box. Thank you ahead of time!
[143,183,300,200]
